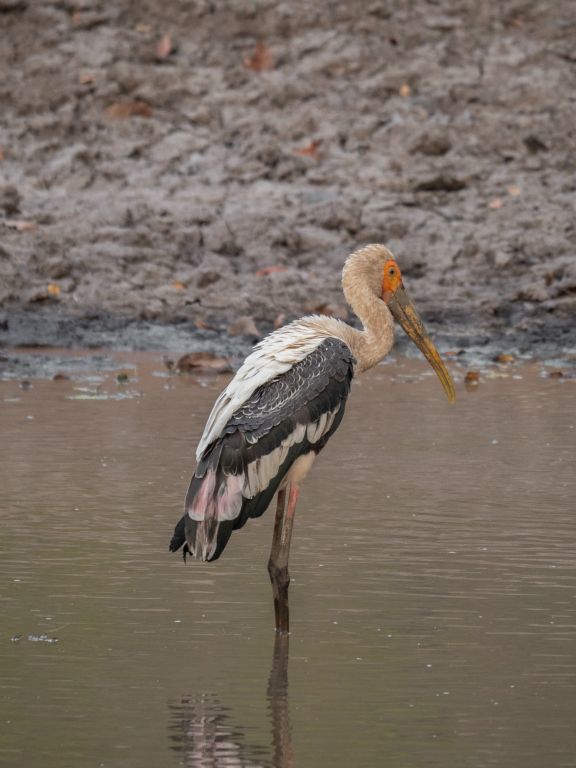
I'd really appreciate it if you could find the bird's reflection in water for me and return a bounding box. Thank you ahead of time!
[169,634,292,768]
[266,635,292,768]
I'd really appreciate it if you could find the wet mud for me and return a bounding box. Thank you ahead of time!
[1,1,576,359]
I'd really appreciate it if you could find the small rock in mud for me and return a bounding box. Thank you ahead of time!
[523,135,548,154]
[4,218,36,233]
[411,133,452,157]
[464,370,480,391]
[308,302,349,319]
[0,185,21,215]
[414,176,468,193]
[155,33,175,61]
[104,101,153,120]
[176,352,233,374]
[0,0,27,12]
[227,316,260,339]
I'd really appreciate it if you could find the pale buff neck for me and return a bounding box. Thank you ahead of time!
[299,247,395,373]
[337,292,395,373]
[339,245,396,373]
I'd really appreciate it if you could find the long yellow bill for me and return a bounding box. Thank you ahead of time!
[387,285,456,403]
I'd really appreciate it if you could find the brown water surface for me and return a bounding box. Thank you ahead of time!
[1,354,576,768]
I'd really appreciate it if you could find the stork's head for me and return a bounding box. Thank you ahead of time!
[343,244,456,403]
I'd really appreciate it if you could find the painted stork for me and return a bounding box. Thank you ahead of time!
[170,244,456,633]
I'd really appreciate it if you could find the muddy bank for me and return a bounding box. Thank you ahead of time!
[1,0,575,358]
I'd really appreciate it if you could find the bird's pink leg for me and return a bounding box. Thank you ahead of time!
[268,484,299,634]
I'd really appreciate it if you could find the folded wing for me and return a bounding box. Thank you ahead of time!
[169,337,355,562]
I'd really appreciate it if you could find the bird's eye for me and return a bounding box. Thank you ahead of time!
[388,268,396,277]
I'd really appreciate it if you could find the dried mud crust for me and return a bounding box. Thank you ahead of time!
[0,0,575,355]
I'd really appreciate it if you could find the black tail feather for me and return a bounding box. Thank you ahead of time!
[169,511,235,563]
[169,514,186,553]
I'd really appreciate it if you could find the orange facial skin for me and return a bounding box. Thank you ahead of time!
[381,259,403,302]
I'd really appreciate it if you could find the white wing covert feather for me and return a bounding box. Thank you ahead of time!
[195,316,350,460]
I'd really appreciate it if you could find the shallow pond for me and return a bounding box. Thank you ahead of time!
[1,352,576,768]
